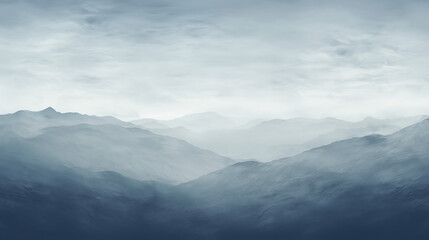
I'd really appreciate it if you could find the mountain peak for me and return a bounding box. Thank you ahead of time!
[41,107,56,112]
[40,107,58,117]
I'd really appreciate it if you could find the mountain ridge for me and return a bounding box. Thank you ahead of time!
[0,109,235,184]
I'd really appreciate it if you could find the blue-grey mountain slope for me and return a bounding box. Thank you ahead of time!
[30,124,233,184]
[178,118,429,239]
[0,141,190,240]
[0,109,234,184]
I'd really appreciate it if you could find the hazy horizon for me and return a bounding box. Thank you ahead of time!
[1,106,428,123]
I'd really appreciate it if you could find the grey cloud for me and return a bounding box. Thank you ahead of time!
[1,0,429,120]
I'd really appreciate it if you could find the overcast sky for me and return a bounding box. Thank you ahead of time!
[1,0,429,121]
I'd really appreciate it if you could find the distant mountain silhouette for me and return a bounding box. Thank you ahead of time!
[0,107,131,137]
[132,112,236,132]
[135,115,427,161]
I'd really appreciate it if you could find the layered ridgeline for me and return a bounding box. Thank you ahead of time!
[0,107,133,137]
[180,118,429,239]
[1,114,429,239]
[0,108,234,184]
[132,113,428,161]
[132,112,237,132]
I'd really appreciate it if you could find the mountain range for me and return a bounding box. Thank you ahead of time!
[176,118,429,239]
[0,108,234,184]
[1,109,429,239]
[132,113,428,161]
[132,112,237,132]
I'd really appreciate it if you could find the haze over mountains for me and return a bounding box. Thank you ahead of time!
[0,107,132,137]
[1,109,429,239]
[0,108,234,184]
[177,119,429,239]
[132,113,428,161]
[132,112,238,132]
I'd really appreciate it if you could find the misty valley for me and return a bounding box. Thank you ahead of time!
[1,108,429,239]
